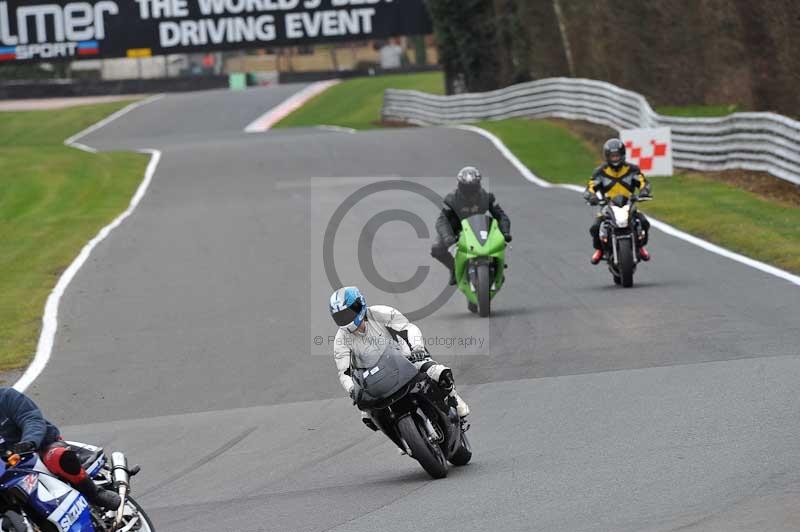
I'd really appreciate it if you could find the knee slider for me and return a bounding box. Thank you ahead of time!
[431,244,448,259]
[59,449,83,476]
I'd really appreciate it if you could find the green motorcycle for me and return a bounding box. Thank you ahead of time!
[454,214,507,317]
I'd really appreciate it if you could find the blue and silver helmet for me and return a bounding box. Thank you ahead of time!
[329,287,367,332]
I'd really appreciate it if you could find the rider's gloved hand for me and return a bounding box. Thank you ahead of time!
[439,369,455,392]
[10,441,36,455]
[408,346,428,363]
[444,234,458,248]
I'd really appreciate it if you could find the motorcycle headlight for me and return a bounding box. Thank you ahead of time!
[610,205,630,228]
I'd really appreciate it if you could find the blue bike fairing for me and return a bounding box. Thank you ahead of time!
[0,454,96,531]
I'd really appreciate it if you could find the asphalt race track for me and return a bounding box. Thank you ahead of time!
[25,85,800,531]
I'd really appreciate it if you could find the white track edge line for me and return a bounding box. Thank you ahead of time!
[316,125,357,134]
[68,142,98,154]
[14,149,162,391]
[64,94,164,147]
[244,80,341,133]
[453,125,553,188]
[644,218,800,285]
[453,125,800,287]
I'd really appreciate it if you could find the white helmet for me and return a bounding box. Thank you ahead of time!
[329,286,367,333]
[457,166,482,198]
[457,166,482,186]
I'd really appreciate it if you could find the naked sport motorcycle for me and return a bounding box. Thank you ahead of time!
[593,193,652,287]
[454,213,507,317]
[350,342,472,479]
[0,441,154,531]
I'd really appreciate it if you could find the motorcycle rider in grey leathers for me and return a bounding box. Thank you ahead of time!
[329,287,470,430]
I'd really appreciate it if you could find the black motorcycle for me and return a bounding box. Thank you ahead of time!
[594,193,652,287]
[350,342,472,479]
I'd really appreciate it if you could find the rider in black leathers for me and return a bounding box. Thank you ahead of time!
[431,167,511,285]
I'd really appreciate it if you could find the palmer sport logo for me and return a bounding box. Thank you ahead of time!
[0,1,118,61]
[0,40,100,61]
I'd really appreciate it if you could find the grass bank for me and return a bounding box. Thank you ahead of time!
[0,102,148,371]
[655,104,740,117]
[274,72,444,130]
[275,75,800,275]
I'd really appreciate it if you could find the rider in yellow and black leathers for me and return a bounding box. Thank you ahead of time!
[583,139,652,264]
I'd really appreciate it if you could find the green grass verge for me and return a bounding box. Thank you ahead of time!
[0,102,149,371]
[477,119,598,185]
[274,72,444,130]
[479,118,800,273]
[655,104,739,117]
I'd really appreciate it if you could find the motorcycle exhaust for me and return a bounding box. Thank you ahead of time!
[111,452,130,487]
[111,452,129,529]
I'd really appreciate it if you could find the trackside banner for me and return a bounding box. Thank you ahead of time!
[0,0,432,64]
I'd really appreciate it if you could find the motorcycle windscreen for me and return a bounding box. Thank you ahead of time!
[610,194,629,207]
[465,214,493,246]
[352,342,419,406]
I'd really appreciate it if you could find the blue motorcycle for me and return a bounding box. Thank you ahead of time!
[0,441,154,532]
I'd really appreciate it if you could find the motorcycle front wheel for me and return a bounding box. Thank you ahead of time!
[397,415,447,479]
[476,263,491,317]
[618,241,635,287]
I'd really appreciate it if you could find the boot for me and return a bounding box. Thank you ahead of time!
[638,247,651,261]
[450,391,470,418]
[448,268,457,286]
[590,249,603,265]
[75,477,121,511]
[432,369,469,418]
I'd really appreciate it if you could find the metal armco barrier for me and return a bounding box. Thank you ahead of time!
[381,77,800,185]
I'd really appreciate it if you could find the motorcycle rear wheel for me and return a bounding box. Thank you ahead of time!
[126,496,156,532]
[397,415,447,479]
